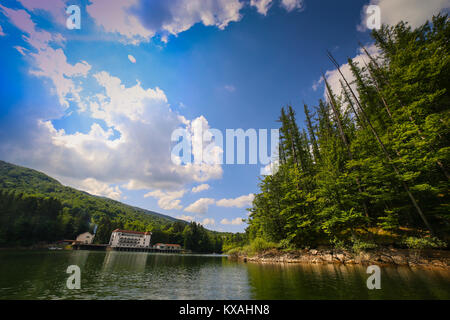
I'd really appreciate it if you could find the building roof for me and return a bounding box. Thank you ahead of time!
[112,229,152,235]
[77,232,93,236]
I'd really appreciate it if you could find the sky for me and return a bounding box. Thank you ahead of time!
[0,0,448,232]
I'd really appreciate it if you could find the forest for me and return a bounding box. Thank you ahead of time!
[230,15,449,253]
[0,161,224,252]
[1,15,448,255]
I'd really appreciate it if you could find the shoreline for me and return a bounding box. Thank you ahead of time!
[228,248,450,269]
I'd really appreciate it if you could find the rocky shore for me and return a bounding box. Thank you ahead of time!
[228,248,450,269]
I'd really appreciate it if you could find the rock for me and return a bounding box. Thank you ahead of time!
[323,254,333,262]
[431,260,445,267]
[335,253,345,261]
[310,249,318,255]
[391,255,408,265]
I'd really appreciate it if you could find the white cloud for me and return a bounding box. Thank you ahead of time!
[1,68,223,193]
[0,5,90,109]
[86,0,154,45]
[75,178,122,200]
[91,71,167,124]
[358,0,450,32]
[0,25,5,36]
[128,54,137,63]
[192,184,210,193]
[250,0,273,15]
[202,218,215,226]
[144,189,186,210]
[0,5,36,34]
[216,193,254,208]
[175,215,215,226]
[177,214,196,222]
[280,0,304,12]
[86,0,244,44]
[30,48,91,108]
[260,159,279,175]
[17,0,67,26]
[184,198,215,214]
[315,44,380,103]
[221,217,244,225]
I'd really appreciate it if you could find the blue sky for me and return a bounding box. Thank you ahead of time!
[0,0,447,232]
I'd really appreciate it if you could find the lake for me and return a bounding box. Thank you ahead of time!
[0,250,449,299]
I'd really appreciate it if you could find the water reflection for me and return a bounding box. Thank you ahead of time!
[102,251,148,273]
[0,251,448,300]
[246,262,450,299]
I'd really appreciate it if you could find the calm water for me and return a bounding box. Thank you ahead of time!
[0,250,449,300]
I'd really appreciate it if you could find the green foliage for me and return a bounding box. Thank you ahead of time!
[0,190,89,246]
[249,237,279,252]
[246,15,450,250]
[403,236,447,250]
[351,239,378,253]
[0,161,224,252]
[182,222,223,253]
[225,237,278,256]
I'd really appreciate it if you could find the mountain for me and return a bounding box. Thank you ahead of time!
[0,160,184,226]
[0,161,227,252]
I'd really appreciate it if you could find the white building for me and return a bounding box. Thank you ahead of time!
[154,243,181,251]
[109,229,152,249]
[76,232,94,244]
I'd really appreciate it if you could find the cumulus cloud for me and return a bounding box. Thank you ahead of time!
[72,177,122,200]
[358,0,450,32]
[0,5,36,35]
[177,214,195,222]
[216,193,254,208]
[201,218,215,226]
[220,217,244,225]
[250,0,273,15]
[0,59,223,196]
[87,0,243,44]
[17,0,67,26]
[314,44,380,103]
[184,198,215,214]
[192,184,210,193]
[0,5,90,109]
[144,189,186,210]
[260,159,279,175]
[86,0,153,45]
[280,0,304,12]
[128,54,137,63]
[176,215,215,227]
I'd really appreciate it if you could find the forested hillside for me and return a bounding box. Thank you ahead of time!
[0,161,224,252]
[243,15,449,252]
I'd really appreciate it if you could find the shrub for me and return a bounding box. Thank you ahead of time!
[403,236,447,250]
[352,239,378,253]
[249,237,278,253]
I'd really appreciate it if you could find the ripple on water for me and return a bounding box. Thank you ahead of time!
[0,251,448,299]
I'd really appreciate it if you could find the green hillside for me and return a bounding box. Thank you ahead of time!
[0,160,182,225]
[0,160,228,251]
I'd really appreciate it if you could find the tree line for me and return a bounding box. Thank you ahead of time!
[0,190,90,246]
[95,216,223,253]
[244,15,449,251]
[0,189,224,252]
